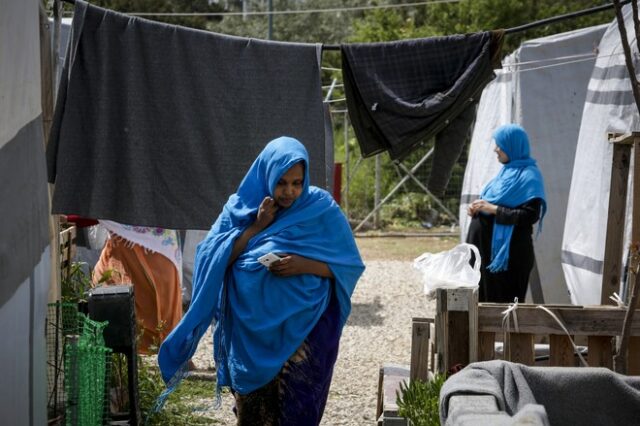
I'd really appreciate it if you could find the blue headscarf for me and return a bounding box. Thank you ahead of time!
[158,136,365,397]
[480,124,546,273]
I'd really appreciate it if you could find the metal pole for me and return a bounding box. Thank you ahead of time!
[396,162,459,225]
[354,148,434,233]
[374,154,381,228]
[267,0,273,40]
[344,111,349,215]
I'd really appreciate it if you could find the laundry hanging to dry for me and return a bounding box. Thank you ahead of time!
[341,31,503,196]
[47,0,329,229]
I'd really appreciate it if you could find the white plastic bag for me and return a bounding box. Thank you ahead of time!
[413,243,481,297]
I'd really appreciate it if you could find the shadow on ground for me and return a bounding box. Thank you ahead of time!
[346,296,384,327]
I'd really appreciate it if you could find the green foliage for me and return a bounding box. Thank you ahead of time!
[105,353,219,425]
[354,0,614,54]
[88,0,225,29]
[61,262,114,303]
[61,262,94,302]
[381,192,434,229]
[397,375,447,426]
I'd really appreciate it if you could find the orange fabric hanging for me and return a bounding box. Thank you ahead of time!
[93,237,182,354]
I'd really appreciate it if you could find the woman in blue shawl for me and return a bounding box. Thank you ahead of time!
[466,124,546,303]
[158,136,365,425]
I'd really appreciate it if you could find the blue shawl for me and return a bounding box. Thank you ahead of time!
[158,137,365,396]
[480,124,546,273]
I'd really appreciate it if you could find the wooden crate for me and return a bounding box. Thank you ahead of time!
[429,288,640,374]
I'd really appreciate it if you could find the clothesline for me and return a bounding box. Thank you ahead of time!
[58,0,631,50]
[322,1,631,51]
[58,0,462,16]
[319,52,630,93]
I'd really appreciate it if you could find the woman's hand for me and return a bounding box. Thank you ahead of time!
[228,197,278,266]
[269,254,334,278]
[468,199,498,216]
[254,196,279,231]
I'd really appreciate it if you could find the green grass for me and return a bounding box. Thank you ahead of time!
[356,235,459,261]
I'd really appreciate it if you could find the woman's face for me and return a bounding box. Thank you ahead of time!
[494,144,510,164]
[273,162,304,208]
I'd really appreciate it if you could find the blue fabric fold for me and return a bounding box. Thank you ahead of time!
[480,124,546,273]
[158,136,364,397]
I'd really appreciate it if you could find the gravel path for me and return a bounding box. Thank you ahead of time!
[189,260,434,425]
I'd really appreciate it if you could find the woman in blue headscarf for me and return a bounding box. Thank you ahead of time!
[158,136,365,425]
[466,124,546,303]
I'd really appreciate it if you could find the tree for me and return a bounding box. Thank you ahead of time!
[87,0,225,29]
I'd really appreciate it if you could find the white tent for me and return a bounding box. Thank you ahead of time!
[0,0,51,423]
[460,24,607,304]
[562,5,639,305]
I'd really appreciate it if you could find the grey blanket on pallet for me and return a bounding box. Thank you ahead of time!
[440,360,640,426]
[341,32,501,194]
[47,0,327,229]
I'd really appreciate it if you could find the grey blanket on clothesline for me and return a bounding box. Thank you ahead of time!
[440,360,640,426]
[341,32,502,189]
[47,0,328,229]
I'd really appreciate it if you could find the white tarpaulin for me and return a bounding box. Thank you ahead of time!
[562,5,638,305]
[0,0,50,424]
[461,24,607,304]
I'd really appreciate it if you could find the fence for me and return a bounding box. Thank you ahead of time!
[418,288,640,378]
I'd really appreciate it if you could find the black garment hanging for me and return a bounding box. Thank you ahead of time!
[340,31,503,162]
[47,0,328,229]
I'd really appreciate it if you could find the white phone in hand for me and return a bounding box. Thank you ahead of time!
[258,252,282,267]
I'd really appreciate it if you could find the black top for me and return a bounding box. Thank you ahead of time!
[466,198,542,303]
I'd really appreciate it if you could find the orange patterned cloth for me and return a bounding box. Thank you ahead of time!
[93,236,182,354]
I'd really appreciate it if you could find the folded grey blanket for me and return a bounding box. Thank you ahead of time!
[440,360,640,426]
[48,0,327,229]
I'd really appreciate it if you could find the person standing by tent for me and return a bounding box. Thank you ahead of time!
[92,221,183,354]
[466,124,546,303]
[158,136,365,425]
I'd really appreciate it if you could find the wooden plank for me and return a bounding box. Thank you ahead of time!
[505,333,534,365]
[478,332,495,361]
[588,336,613,369]
[629,337,640,375]
[376,367,384,424]
[629,138,640,374]
[607,132,640,145]
[468,288,479,363]
[429,322,436,374]
[40,5,61,303]
[601,141,631,305]
[435,290,446,375]
[478,305,640,336]
[447,311,470,372]
[410,318,431,382]
[549,334,576,366]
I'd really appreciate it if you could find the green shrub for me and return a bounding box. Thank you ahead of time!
[397,374,446,426]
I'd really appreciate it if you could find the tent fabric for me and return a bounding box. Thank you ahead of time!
[0,117,50,294]
[0,0,42,147]
[461,24,607,303]
[0,1,50,424]
[440,360,640,426]
[47,0,328,230]
[562,5,638,305]
[341,31,503,161]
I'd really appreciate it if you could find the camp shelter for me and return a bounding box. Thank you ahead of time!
[0,1,52,424]
[562,4,640,305]
[460,24,607,304]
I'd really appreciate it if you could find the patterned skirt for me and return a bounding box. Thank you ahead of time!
[233,288,341,426]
